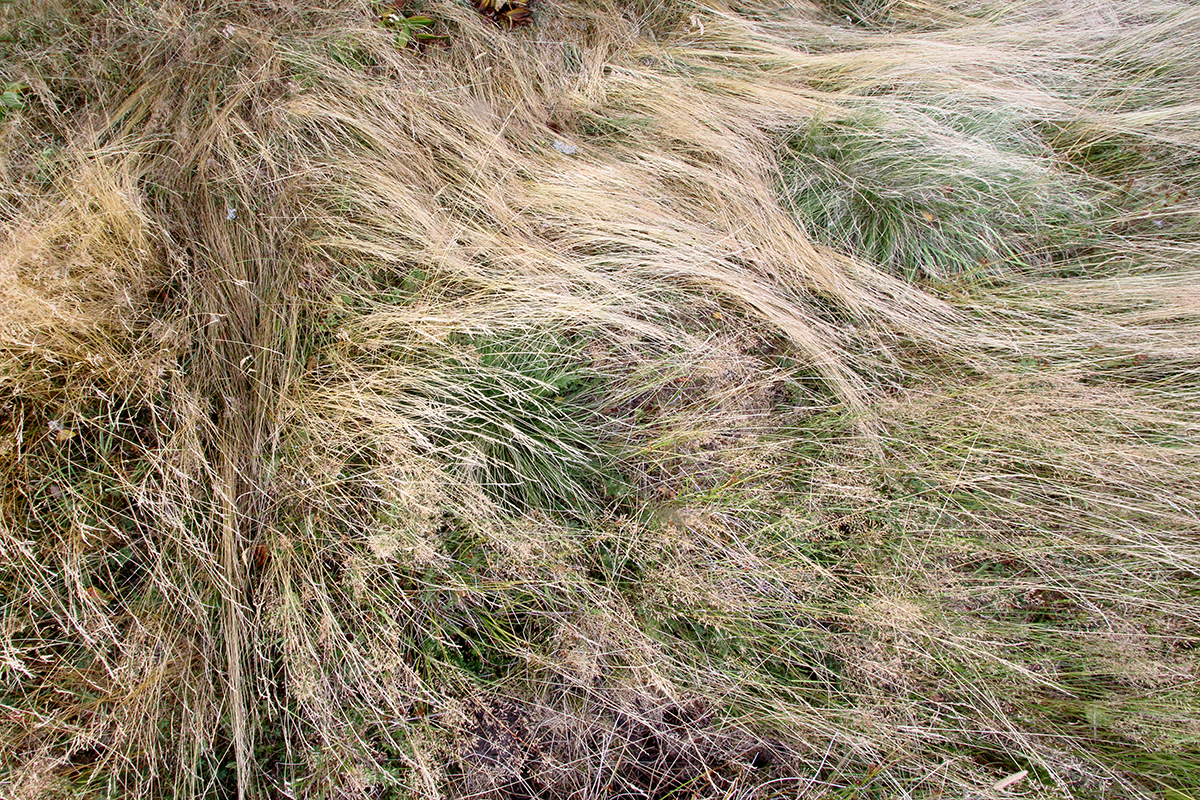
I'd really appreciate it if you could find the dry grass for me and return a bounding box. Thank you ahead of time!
[1,0,1198,797]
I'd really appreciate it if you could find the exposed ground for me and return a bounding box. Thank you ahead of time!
[1,0,1198,797]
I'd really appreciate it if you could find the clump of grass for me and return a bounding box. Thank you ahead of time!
[2,0,1200,798]
[310,323,613,514]
[781,106,1099,282]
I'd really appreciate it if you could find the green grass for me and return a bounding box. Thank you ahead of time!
[780,106,1100,281]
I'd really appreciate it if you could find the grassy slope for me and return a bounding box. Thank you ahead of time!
[1,0,1198,797]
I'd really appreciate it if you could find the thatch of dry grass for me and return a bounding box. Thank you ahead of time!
[1,0,1198,797]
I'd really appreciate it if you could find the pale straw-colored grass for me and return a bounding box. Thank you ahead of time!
[1,0,1197,797]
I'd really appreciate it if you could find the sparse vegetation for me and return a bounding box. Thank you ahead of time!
[1,0,1198,798]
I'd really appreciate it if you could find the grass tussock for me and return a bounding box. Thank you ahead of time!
[1,0,1198,798]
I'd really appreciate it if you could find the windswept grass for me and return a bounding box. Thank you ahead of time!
[1,0,1198,798]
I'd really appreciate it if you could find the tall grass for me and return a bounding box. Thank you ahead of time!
[1,0,1198,798]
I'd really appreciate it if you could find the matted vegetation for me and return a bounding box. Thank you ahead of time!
[1,0,1197,798]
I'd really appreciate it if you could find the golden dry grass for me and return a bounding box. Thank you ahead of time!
[1,0,1198,797]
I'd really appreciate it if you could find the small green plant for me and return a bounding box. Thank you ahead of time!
[374,2,446,48]
[1,80,26,117]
